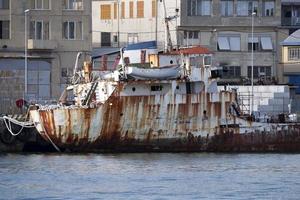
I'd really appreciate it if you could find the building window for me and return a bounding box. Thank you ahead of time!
[184,31,199,39]
[217,35,240,51]
[248,36,259,51]
[113,35,118,43]
[129,1,134,18]
[187,0,211,16]
[247,66,271,79]
[220,0,233,16]
[248,35,273,51]
[101,32,111,46]
[61,68,73,84]
[0,20,9,39]
[288,47,300,61]
[29,0,50,10]
[63,0,83,10]
[222,66,241,78]
[29,21,49,40]
[260,36,273,50]
[237,0,258,16]
[114,3,117,19]
[137,1,144,18]
[121,1,125,18]
[0,0,9,9]
[263,0,274,17]
[63,21,82,40]
[128,33,138,44]
[100,4,111,20]
[152,0,156,18]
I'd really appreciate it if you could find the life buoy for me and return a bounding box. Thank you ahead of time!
[0,129,16,145]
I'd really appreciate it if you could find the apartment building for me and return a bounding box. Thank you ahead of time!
[178,0,285,84]
[279,0,300,85]
[0,0,92,113]
[92,0,180,50]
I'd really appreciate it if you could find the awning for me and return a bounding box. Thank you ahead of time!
[217,37,230,50]
[248,36,259,43]
[261,37,273,50]
[229,37,241,51]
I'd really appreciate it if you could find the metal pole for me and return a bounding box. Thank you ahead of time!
[251,12,255,116]
[24,9,30,99]
[117,0,120,47]
[155,0,158,43]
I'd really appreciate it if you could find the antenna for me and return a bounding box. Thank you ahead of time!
[162,0,179,52]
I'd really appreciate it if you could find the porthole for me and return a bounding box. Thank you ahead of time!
[132,87,136,92]
[176,85,180,90]
[170,60,173,64]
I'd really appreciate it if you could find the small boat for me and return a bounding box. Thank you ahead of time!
[125,65,181,80]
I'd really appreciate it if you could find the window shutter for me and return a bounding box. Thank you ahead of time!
[137,1,144,18]
[100,4,111,20]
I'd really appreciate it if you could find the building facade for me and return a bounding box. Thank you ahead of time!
[179,0,283,84]
[92,0,180,50]
[279,0,300,84]
[0,0,92,113]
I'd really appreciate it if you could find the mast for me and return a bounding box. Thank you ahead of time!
[162,0,178,52]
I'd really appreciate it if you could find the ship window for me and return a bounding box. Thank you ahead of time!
[204,56,212,66]
[151,85,163,91]
[170,60,173,64]
[132,87,136,92]
[176,85,180,90]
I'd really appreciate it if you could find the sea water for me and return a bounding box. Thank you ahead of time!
[0,153,299,200]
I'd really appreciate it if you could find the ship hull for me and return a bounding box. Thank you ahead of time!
[30,87,300,153]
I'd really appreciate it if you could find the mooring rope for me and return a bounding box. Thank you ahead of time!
[42,128,61,153]
[2,116,35,136]
[1,116,61,152]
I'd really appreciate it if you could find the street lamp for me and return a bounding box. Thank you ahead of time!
[250,11,256,116]
[24,9,30,100]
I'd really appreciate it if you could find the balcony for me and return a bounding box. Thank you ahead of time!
[282,17,300,26]
[282,4,300,26]
[282,63,300,75]
[27,39,57,50]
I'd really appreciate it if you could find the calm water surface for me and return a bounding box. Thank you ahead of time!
[0,153,300,200]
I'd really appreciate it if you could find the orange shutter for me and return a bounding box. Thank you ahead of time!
[152,0,156,18]
[100,5,111,20]
[129,1,134,18]
[114,3,117,19]
[137,1,144,18]
[121,1,125,18]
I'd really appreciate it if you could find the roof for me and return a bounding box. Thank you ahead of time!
[281,29,300,46]
[92,47,120,59]
[125,41,157,50]
[167,46,212,55]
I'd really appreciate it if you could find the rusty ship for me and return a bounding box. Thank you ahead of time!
[25,43,300,153]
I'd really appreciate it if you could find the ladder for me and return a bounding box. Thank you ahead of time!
[82,82,98,106]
